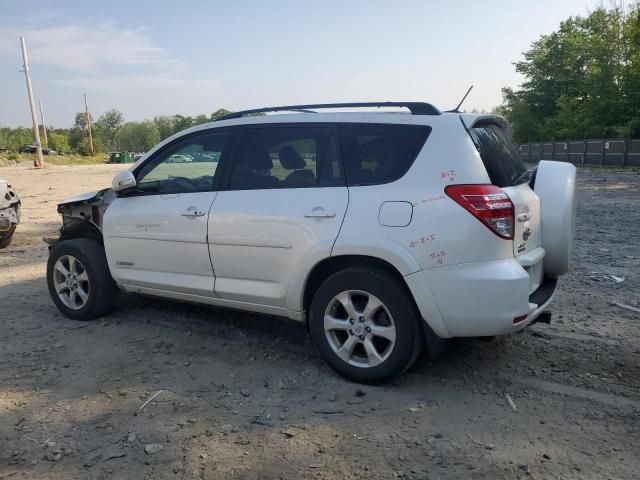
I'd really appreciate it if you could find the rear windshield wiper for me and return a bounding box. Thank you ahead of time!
[511,170,531,185]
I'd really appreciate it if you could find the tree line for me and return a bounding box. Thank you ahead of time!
[0,108,232,155]
[497,2,640,143]
[5,3,638,155]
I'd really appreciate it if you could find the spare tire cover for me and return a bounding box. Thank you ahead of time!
[533,160,577,276]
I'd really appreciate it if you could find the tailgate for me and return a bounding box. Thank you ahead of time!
[463,115,544,292]
[503,182,541,257]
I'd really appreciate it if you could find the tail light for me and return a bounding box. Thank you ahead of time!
[445,185,514,239]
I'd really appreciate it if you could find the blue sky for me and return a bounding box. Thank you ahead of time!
[0,0,595,127]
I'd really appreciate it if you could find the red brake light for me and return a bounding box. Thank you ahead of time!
[445,184,514,240]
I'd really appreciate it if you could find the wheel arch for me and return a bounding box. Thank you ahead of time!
[302,254,409,319]
[299,249,451,343]
[60,219,104,244]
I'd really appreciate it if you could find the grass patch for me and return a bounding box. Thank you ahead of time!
[0,153,109,166]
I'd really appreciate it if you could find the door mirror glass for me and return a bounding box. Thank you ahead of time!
[112,170,137,192]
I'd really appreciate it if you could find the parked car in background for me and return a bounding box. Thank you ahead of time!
[18,145,36,154]
[17,145,56,155]
[0,179,21,248]
[46,102,576,384]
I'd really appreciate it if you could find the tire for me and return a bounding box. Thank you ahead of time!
[309,267,424,384]
[0,226,15,249]
[47,238,118,320]
[533,160,577,276]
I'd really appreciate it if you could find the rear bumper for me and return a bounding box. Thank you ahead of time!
[418,259,557,337]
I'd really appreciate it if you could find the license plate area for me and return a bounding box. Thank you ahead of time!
[524,260,544,294]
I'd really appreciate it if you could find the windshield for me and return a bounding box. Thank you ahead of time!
[468,123,528,187]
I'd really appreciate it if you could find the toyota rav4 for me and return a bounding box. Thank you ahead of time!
[46,102,576,384]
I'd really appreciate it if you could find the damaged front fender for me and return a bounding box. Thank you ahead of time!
[51,187,116,246]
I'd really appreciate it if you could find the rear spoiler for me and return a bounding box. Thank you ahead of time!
[458,114,509,132]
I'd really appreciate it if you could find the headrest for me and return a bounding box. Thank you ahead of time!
[278,145,306,169]
[240,140,273,170]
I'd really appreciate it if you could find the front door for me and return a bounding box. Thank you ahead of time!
[209,125,348,309]
[103,129,233,295]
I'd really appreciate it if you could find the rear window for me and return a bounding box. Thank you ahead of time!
[340,124,431,186]
[468,123,528,187]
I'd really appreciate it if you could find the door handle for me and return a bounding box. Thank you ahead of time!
[304,208,336,218]
[181,207,206,217]
[517,212,532,222]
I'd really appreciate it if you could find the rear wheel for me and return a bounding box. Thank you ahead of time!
[47,238,118,320]
[309,267,423,384]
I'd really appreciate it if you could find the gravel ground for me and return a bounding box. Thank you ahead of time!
[0,162,639,480]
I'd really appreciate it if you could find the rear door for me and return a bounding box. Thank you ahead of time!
[208,124,347,309]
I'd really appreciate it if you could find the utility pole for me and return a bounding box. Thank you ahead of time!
[84,93,95,156]
[20,36,43,168]
[39,101,48,148]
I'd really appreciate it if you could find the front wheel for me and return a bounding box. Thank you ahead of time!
[309,268,424,384]
[47,238,118,320]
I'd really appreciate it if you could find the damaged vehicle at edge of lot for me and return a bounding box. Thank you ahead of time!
[0,180,21,248]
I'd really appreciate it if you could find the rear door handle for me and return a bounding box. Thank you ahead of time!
[517,213,532,222]
[181,207,206,217]
[304,208,336,218]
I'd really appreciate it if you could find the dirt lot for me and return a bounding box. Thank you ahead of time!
[1,162,639,480]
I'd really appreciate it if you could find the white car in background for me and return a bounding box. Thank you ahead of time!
[0,180,21,248]
[46,102,576,384]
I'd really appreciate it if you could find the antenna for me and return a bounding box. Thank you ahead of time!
[449,85,474,113]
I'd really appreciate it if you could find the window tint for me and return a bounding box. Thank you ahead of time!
[229,127,341,190]
[340,124,431,186]
[468,123,528,187]
[135,131,230,194]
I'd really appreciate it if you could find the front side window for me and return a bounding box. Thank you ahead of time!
[340,124,431,186]
[229,126,341,190]
[135,130,230,194]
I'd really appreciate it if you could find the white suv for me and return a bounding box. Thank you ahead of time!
[46,102,576,384]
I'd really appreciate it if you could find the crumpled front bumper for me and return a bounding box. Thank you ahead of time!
[0,180,21,232]
[0,204,20,231]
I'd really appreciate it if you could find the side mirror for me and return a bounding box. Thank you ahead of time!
[112,170,136,192]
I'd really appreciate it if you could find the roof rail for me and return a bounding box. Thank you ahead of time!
[215,102,441,121]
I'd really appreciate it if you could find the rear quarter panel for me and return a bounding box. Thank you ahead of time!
[335,113,514,273]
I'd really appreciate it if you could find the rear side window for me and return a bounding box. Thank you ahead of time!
[340,124,431,186]
[229,126,342,190]
[468,123,528,187]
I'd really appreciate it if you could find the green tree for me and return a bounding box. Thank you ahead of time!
[48,132,70,153]
[172,115,193,133]
[210,109,232,120]
[153,115,174,140]
[194,114,209,125]
[116,121,160,152]
[7,128,33,150]
[95,109,124,151]
[498,4,640,143]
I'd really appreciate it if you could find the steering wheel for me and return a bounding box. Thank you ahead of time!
[168,176,199,192]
